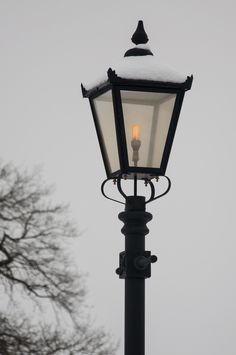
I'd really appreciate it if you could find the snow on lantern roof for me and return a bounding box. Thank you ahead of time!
[112,53,188,83]
[83,54,189,91]
[82,21,193,96]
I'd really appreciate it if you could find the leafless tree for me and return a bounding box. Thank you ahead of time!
[0,162,116,355]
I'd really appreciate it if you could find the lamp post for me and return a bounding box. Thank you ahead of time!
[82,21,193,355]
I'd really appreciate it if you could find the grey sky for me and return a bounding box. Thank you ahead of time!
[0,1,236,354]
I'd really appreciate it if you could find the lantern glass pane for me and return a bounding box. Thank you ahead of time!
[120,90,176,169]
[93,90,120,174]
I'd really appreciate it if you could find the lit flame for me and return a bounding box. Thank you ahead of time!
[132,124,141,140]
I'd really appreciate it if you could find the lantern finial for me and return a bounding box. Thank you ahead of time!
[124,21,153,57]
[131,20,149,45]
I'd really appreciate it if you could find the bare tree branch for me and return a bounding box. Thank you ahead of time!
[0,162,117,355]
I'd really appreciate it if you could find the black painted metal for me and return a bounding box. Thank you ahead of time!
[89,97,112,177]
[124,47,153,57]
[101,175,172,206]
[112,86,129,173]
[84,81,192,180]
[118,196,153,355]
[131,20,149,45]
[82,74,193,98]
[145,175,172,204]
[81,19,193,355]
[101,177,125,205]
[124,21,153,57]
[81,19,193,180]
[160,89,185,172]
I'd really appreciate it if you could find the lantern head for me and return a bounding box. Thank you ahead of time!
[82,21,193,180]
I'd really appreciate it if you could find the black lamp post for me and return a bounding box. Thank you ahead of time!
[82,21,193,355]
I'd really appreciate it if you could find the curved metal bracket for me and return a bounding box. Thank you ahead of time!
[101,175,171,205]
[145,176,171,204]
[101,177,125,205]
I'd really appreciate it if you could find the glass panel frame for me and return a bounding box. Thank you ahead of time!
[120,90,177,170]
[86,82,186,179]
[114,85,186,178]
[89,88,121,177]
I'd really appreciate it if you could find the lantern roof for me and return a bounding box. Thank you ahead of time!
[82,21,193,97]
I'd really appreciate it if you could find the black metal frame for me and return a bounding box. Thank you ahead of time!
[101,174,171,205]
[82,20,193,355]
[118,195,154,355]
[100,176,172,355]
[82,73,192,180]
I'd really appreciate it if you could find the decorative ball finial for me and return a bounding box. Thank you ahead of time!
[124,20,153,57]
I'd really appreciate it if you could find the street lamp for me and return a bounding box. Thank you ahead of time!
[82,21,193,355]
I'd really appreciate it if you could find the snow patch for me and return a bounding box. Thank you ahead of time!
[115,56,187,83]
[83,55,188,91]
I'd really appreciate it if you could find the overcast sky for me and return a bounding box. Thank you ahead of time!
[0,1,236,354]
